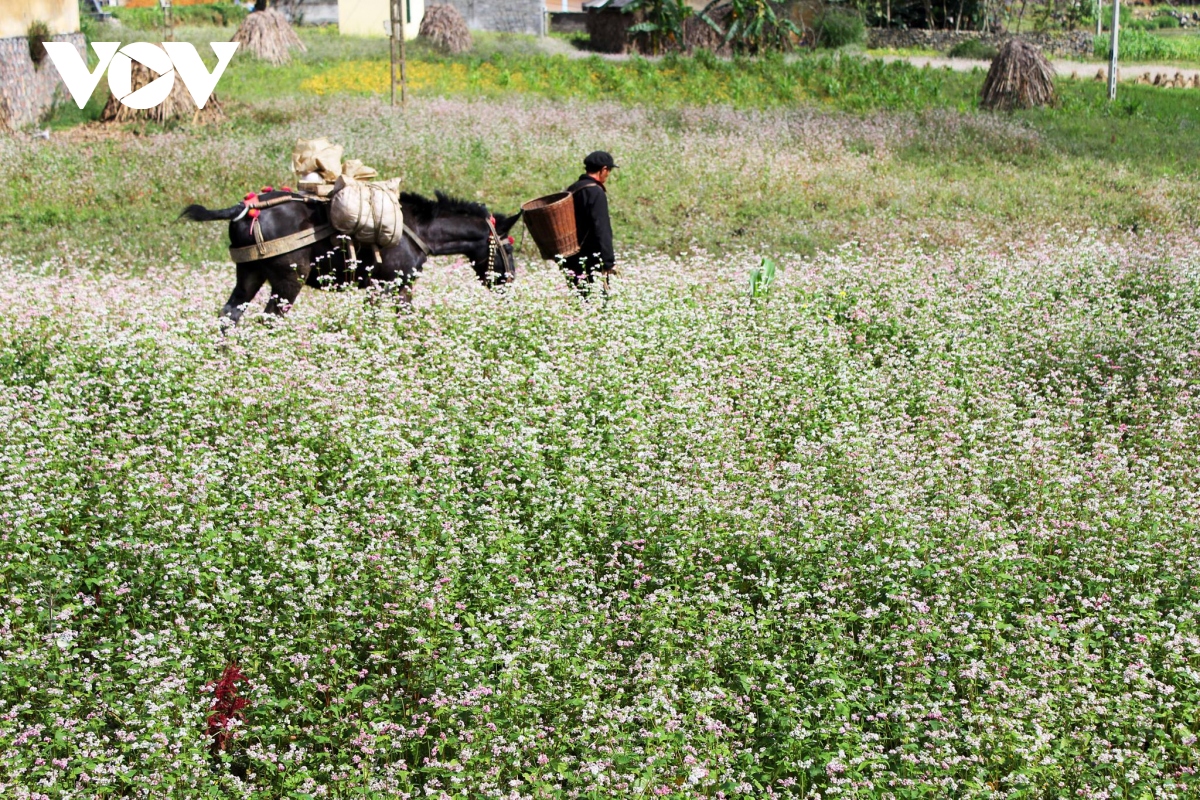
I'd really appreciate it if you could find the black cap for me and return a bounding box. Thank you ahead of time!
[584,151,618,172]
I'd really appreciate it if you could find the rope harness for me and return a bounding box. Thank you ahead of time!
[486,215,514,282]
[229,191,332,264]
[229,223,336,264]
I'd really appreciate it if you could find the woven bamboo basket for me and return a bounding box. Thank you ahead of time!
[521,192,579,260]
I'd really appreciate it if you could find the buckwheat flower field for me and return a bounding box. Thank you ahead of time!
[1,223,1198,797]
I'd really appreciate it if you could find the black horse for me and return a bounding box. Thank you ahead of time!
[181,190,522,324]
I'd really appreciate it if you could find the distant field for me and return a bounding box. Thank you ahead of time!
[19,26,1200,266]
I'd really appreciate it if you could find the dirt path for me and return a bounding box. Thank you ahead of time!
[874,54,1200,83]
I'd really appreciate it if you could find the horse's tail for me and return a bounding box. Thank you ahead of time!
[179,203,245,222]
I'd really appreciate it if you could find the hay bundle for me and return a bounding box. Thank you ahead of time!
[980,38,1056,111]
[100,59,225,124]
[419,4,472,54]
[232,9,306,65]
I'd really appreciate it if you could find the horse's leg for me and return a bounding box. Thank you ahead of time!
[220,264,267,326]
[374,241,422,311]
[264,259,311,317]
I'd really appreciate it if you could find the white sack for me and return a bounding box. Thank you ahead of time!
[329,175,403,249]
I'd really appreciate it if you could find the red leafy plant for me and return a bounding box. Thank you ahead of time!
[205,663,250,754]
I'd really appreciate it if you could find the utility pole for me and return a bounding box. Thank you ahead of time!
[1108,0,1120,100]
[1095,0,1101,37]
[401,0,409,107]
[389,0,407,107]
[160,0,174,42]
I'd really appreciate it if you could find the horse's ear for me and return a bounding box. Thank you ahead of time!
[494,210,522,236]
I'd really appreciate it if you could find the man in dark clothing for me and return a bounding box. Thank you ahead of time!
[562,151,617,296]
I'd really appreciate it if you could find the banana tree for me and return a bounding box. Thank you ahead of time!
[697,0,802,54]
[623,0,694,54]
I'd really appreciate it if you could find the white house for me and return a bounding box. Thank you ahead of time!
[339,0,425,38]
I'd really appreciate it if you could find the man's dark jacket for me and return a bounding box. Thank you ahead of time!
[565,175,614,272]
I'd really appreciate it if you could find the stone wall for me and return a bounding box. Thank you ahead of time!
[0,32,85,131]
[868,28,1094,57]
[866,28,1095,58]
[439,0,544,34]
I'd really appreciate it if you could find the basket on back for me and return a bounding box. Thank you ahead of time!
[521,192,579,261]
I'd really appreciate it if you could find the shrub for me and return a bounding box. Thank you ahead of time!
[948,38,998,59]
[1095,3,1132,31]
[813,6,864,49]
[79,11,100,43]
[1154,14,1180,29]
[27,20,50,67]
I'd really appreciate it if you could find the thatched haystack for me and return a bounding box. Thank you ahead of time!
[419,4,472,54]
[231,9,306,66]
[100,60,225,125]
[980,39,1056,111]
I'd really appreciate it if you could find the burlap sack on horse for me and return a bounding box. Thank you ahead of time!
[329,175,403,249]
[292,137,345,182]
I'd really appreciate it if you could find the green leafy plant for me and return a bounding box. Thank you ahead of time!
[79,11,100,44]
[624,0,693,54]
[813,6,864,49]
[27,20,51,68]
[1095,28,1200,62]
[748,256,779,297]
[1126,14,1178,32]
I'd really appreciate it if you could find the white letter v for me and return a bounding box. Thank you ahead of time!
[163,42,239,109]
[44,42,120,109]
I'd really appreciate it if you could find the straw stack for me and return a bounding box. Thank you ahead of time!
[231,9,306,66]
[419,4,472,55]
[980,39,1056,111]
[100,60,225,125]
